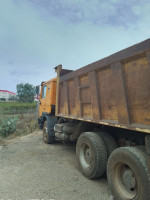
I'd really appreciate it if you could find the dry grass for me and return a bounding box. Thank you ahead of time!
[0,112,39,142]
[0,102,39,143]
[12,113,38,137]
[0,137,6,146]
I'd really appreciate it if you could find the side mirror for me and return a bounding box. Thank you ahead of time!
[36,86,40,95]
[36,85,41,100]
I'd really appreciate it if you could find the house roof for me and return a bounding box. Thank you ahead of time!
[0,90,16,95]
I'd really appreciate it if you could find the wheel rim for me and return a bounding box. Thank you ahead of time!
[79,143,92,168]
[114,163,138,199]
[43,124,48,141]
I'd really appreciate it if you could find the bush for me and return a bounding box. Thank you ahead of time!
[0,116,18,137]
[0,98,6,101]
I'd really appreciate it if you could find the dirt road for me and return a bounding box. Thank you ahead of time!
[0,131,111,200]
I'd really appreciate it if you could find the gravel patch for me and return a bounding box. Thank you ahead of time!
[0,131,111,200]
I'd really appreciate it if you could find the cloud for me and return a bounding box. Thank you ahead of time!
[0,0,150,92]
[28,0,147,28]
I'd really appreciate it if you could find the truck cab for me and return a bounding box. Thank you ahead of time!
[39,78,57,117]
[38,78,57,131]
[37,67,73,144]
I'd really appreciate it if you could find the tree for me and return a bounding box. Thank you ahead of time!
[16,83,36,103]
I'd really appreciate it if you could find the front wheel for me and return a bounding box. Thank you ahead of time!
[43,121,55,144]
[107,147,150,200]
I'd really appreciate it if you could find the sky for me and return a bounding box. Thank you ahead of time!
[0,0,150,93]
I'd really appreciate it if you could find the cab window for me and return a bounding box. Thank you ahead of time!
[42,85,47,98]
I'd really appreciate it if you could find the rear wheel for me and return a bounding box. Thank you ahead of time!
[107,147,150,200]
[97,131,118,158]
[43,121,55,144]
[76,132,107,179]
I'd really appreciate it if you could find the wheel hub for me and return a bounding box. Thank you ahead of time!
[80,143,92,168]
[114,163,137,199]
[43,125,48,140]
[85,148,92,163]
[122,167,136,190]
[44,126,48,134]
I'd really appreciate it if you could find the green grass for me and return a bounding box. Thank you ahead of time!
[0,102,37,115]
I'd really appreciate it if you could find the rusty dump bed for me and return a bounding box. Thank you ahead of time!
[56,39,150,134]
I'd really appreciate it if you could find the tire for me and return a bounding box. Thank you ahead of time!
[107,147,150,200]
[76,132,107,179]
[97,131,118,158]
[43,121,55,144]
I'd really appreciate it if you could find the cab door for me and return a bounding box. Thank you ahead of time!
[39,84,47,115]
[45,82,52,113]
[39,79,56,117]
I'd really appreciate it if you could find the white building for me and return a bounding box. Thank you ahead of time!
[0,90,16,101]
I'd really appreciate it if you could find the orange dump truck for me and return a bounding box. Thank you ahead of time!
[38,39,150,200]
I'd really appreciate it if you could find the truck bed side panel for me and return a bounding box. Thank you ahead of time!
[57,39,150,133]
